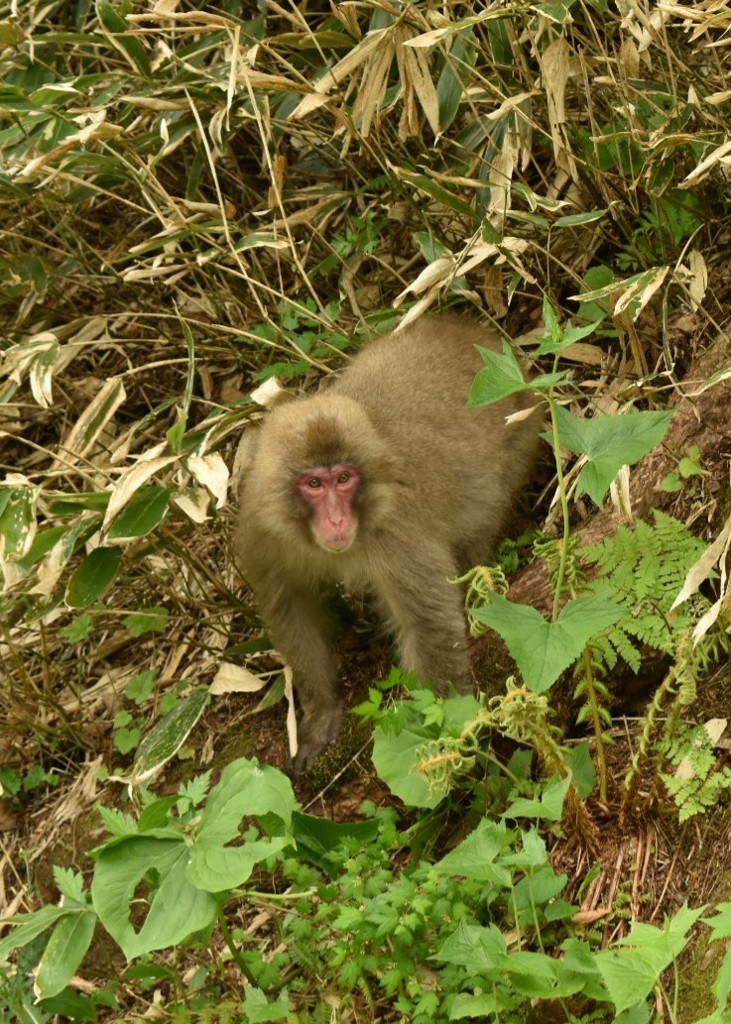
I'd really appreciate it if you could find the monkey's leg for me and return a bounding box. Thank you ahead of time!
[377,557,473,696]
[265,592,344,772]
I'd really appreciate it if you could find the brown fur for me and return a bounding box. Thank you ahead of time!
[234,316,542,769]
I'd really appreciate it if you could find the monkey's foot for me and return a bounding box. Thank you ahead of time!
[293,703,344,773]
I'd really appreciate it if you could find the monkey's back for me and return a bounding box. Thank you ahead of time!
[333,315,541,558]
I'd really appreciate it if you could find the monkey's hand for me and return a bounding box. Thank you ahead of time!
[293,702,344,774]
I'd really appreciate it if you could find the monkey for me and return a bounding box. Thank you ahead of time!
[234,315,542,771]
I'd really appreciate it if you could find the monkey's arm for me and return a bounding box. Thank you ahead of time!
[258,585,344,772]
[375,544,473,695]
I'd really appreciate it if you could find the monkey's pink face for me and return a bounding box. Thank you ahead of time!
[297,464,360,553]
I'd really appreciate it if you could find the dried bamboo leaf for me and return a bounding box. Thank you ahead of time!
[353,34,396,137]
[538,36,578,180]
[290,29,388,119]
[56,378,126,468]
[396,29,440,136]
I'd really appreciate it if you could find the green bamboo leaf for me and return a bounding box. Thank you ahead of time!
[65,546,123,608]
[129,689,210,784]
[437,29,476,132]
[0,482,38,559]
[35,908,96,1001]
[554,209,608,227]
[95,0,151,76]
[107,485,171,540]
[394,169,475,218]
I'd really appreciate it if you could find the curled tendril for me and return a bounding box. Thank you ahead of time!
[455,564,509,637]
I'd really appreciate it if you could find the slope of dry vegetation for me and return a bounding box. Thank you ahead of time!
[1,0,731,1021]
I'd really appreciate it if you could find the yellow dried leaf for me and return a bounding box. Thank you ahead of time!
[354,36,395,137]
[397,31,440,136]
[57,378,127,468]
[210,662,268,694]
[613,266,669,316]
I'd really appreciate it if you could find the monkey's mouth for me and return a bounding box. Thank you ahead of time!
[318,535,354,554]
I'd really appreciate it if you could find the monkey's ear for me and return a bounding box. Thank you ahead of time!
[232,428,259,494]
[232,379,299,494]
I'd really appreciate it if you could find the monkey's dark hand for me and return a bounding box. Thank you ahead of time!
[293,703,344,774]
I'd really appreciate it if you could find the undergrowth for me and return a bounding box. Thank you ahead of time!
[1,1,731,1022]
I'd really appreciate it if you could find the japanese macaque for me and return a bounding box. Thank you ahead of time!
[234,316,542,770]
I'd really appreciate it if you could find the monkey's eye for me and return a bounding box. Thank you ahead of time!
[306,478,321,489]
[337,472,350,484]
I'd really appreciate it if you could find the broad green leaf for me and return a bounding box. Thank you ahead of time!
[702,902,731,941]
[432,919,507,970]
[49,491,110,514]
[197,757,296,843]
[594,905,703,1013]
[712,945,731,1009]
[566,741,596,798]
[576,265,616,322]
[503,773,571,821]
[244,986,291,1023]
[25,517,101,595]
[560,938,611,1001]
[373,692,479,807]
[512,863,568,910]
[123,607,169,637]
[137,796,179,833]
[291,811,380,870]
[187,836,290,892]
[503,950,564,997]
[65,545,122,607]
[0,905,67,963]
[106,485,171,540]
[472,592,624,693]
[102,455,178,531]
[372,725,443,809]
[469,344,529,403]
[534,3,574,24]
[549,405,675,506]
[92,837,216,959]
[434,818,513,885]
[15,524,72,569]
[451,990,511,1017]
[35,907,96,1000]
[470,345,565,405]
[535,319,601,355]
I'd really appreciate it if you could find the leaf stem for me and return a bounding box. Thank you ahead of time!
[547,369,571,621]
[217,905,258,985]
